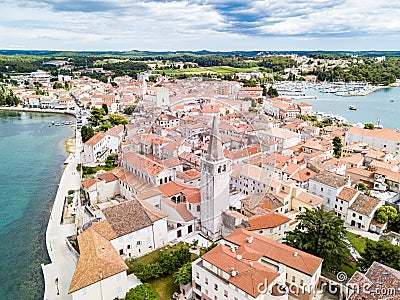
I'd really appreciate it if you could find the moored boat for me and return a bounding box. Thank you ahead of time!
[349,105,357,110]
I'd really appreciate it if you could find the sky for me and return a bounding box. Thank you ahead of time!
[1,0,400,51]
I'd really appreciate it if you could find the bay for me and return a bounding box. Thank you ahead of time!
[304,86,400,129]
[0,111,74,299]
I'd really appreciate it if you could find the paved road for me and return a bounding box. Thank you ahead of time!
[42,131,82,300]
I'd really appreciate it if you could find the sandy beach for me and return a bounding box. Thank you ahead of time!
[65,137,76,154]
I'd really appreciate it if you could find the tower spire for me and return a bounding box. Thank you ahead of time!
[207,116,224,161]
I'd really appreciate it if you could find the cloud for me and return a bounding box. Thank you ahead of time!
[0,0,400,50]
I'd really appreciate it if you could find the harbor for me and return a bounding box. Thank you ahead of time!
[274,82,400,129]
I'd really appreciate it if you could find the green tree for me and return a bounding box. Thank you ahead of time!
[332,136,343,158]
[355,182,370,195]
[33,82,42,88]
[173,262,192,287]
[284,207,350,269]
[364,123,375,130]
[125,283,159,300]
[388,214,400,233]
[262,85,267,96]
[101,103,109,115]
[0,85,19,106]
[53,82,64,89]
[105,154,118,170]
[375,206,398,224]
[99,121,113,132]
[88,107,106,127]
[124,106,135,115]
[108,114,128,125]
[358,239,400,271]
[174,246,191,266]
[80,125,95,143]
[200,242,218,256]
[267,86,279,98]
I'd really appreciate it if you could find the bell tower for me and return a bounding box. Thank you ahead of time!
[200,116,231,240]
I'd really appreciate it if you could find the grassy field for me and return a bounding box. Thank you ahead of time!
[155,69,181,75]
[148,274,177,300]
[339,232,369,277]
[135,243,182,265]
[206,66,260,73]
[130,243,188,299]
[347,232,368,254]
[154,65,261,75]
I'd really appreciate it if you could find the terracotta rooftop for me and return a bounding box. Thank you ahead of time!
[89,220,117,240]
[291,167,316,183]
[122,152,165,176]
[296,191,323,207]
[176,169,201,182]
[161,198,194,221]
[98,172,118,183]
[247,212,291,230]
[349,194,381,216]
[106,124,124,138]
[310,171,348,188]
[139,200,167,222]
[337,187,359,202]
[82,178,101,189]
[202,244,279,298]
[68,227,128,294]
[102,200,154,237]
[225,229,323,276]
[347,261,400,300]
[85,132,106,147]
[347,127,400,143]
[116,169,152,192]
[136,187,161,201]
[346,168,374,178]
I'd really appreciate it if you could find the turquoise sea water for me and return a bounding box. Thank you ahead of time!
[0,111,74,299]
[304,86,400,129]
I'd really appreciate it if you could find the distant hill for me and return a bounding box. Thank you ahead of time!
[1,49,400,57]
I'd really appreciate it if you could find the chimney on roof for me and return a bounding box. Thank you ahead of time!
[236,254,242,261]
[231,267,237,277]
[247,236,254,244]
[231,246,236,253]
[293,252,298,258]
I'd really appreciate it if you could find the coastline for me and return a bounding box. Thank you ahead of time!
[41,128,82,299]
[65,137,76,154]
[0,106,76,117]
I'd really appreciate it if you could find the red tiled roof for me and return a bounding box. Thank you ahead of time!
[225,229,323,276]
[85,132,106,147]
[247,213,291,230]
[82,178,101,189]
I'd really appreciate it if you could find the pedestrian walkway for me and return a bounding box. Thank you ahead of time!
[346,227,380,241]
[42,131,82,300]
